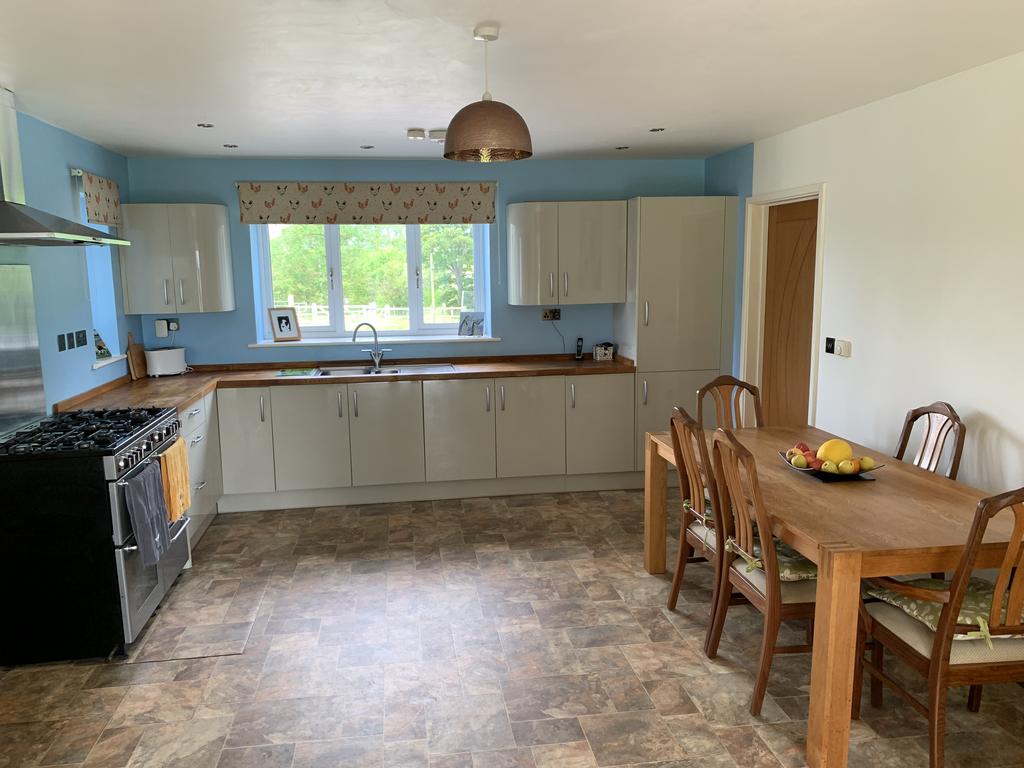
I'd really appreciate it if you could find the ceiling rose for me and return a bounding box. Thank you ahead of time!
[444,22,532,163]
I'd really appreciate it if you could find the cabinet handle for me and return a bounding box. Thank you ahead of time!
[190,434,204,446]
[642,379,648,405]
[178,278,186,305]
[353,390,359,418]
[499,385,506,411]
[644,300,649,326]
[163,279,171,306]
[570,382,576,409]
[485,385,491,412]
[549,272,555,298]
[193,481,207,492]
[259,395,265,422]
[337,390,344,418]
[563,272,569,297]
[187,407,201,417]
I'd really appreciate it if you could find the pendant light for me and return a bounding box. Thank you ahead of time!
[444,23,532,163]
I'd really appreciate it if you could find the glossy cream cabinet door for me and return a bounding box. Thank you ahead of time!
[557,201,627,304]
[218,387,275,494]
[271,385,351,491]
[565,373,635,474]
[167,204,235,313]
[495,376,566,477]
[423,379,496,482]
[635,197,726,372]
[349,381,425,486]
[507,203,558,305]
[120,204,175,314]
[634,370,719,469]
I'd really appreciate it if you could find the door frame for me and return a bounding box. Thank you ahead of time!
[738,183,828,426]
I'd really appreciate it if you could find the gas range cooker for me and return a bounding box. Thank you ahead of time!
[0,407,181,479]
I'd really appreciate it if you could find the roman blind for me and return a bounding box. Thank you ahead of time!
[235,181,496,225]
[79,171,122,226]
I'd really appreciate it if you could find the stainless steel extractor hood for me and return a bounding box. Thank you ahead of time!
[0,88,129,247]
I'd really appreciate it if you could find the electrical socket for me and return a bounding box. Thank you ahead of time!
[75,329,88,347]
[167,319,180,332]
[541,308,561,321]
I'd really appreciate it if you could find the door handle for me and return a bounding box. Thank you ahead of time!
[644,300,649,326]
[485,385,491,412]
[642,379,648,405]
[563,272,569,297]
[178,279,186,305]
[163,279,171,306]
[190,434,204,446]
[549,272,555,298]
[337,390,344,418]
[193,480,207,492]
[353,390,359,418]
[187,407,201,417]
[259,395,265,422]
[570,382,576,409]
[499,385,506,411]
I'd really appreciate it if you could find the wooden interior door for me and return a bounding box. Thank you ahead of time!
[760,199,818,426]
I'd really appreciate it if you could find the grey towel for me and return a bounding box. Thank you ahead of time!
[124,463,170,566]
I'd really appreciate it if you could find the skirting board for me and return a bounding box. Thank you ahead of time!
[216,471,654,513]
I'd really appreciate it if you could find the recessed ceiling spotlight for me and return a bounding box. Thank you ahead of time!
[223,143,238,149]
[196,122,214,128]
[615,146,630,150]
[649,128,665,132]
[360,145,375,150]
[428,129,447,143]
[407,128,426,141]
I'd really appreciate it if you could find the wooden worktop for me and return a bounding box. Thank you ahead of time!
[58,355,635,413]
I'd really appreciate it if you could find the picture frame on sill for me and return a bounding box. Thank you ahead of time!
[268,307,301,342]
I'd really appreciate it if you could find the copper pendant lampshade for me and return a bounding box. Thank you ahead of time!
[444,23,532,163]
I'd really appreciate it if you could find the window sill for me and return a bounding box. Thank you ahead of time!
[92,354,127,370]
[248,335,502,349]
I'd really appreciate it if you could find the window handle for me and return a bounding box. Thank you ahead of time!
[415,267,421,290]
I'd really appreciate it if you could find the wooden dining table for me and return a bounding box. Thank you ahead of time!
[643,425,1009,768]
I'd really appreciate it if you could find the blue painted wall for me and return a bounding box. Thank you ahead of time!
[126,156,706,364]
[3,113,139,409]
[704,144,753,373]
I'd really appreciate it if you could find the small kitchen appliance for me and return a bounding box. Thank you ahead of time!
[144,347,187,376]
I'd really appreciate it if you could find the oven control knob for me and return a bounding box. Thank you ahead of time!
[150,431,162,443]
[142,441,152,452]
[118,457,127,470]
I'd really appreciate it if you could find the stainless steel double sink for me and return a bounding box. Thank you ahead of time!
[312,363,457,377]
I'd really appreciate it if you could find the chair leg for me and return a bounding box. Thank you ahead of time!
[928,682,947,768]
[852,630,864,720]
[704,564,733,658]
[870,640,884,708]
[805,616,814,646]
[667,534,692,611]
[751,614,779,716]
[967,685,983,712]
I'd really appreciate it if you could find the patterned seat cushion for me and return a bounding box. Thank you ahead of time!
[865,576,1004,642]
[731,562,818,604]
[685,520,717,553]
[726,537,818,582]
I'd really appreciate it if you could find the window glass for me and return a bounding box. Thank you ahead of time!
[420,224,476,325]
[267,223,330,327]
[339,225,409,332]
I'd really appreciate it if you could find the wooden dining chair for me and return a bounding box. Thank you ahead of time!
[893,401,966,480]
[856,487,1024,768]
[697,375,765,429]
[705,428,818,715]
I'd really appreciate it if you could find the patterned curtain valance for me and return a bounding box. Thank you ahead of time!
[80,171,122,226]
[235,181,496,225]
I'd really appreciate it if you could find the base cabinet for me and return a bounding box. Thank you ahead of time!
[496,376,566,478]
[349,381,425,486]
[272,385,351,491]
[424,379,496,482]
[183,391,222,544]
[566,373,635,474]
[218,387,275,494]
[634,370,719,469]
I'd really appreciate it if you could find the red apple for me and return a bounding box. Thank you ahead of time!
[809,458,824,471]
[795,442,811,452]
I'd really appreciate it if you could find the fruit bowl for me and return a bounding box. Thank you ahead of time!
[778,439,884,483]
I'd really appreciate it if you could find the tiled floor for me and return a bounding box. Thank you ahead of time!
[3,490,1024,767]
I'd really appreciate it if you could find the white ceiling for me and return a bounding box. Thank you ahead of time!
[2,0,1023,159]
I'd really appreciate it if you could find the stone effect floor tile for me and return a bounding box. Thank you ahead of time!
[4,491,1022,768]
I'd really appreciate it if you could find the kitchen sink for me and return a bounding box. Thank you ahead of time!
[314,363,456,377]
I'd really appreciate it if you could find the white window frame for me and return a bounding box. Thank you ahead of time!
[258,222,487,339]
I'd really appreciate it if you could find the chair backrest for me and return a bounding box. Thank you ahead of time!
[893,402,966,480]
[711,428,782,604]
[936,488,1024,659]
[669,406,719,525]
[697,375,765,429]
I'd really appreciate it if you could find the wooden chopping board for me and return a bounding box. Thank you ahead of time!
[126,333,148,380]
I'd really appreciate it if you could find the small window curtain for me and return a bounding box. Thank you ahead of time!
[235,181,496,225]
[80,171,122,226]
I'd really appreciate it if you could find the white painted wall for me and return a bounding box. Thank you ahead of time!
[752,51,1024,491]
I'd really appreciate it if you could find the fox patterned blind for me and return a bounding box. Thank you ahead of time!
[81,171,122,226]
[235,181,497,225]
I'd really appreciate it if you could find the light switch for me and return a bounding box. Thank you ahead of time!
[155,319,169,338]
[834,339,852,358]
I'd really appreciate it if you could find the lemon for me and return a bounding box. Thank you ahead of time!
[816,438,853,464]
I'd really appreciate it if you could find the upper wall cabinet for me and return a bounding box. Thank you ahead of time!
[507,201,626,305]
[120,203,235,314]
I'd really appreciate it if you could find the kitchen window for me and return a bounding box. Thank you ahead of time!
[256,222,487,338]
